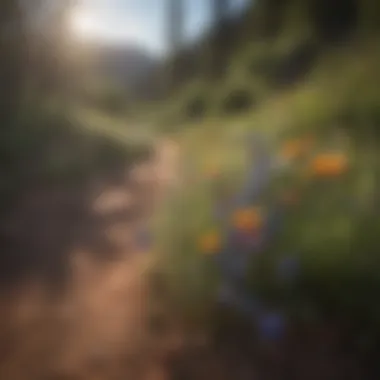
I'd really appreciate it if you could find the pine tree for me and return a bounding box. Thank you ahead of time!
[211,0,230,79]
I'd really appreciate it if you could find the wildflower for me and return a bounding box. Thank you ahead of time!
[281,139,303,160]
[311,152,349,177]
[232,207,263,232]
[199,230,221,254]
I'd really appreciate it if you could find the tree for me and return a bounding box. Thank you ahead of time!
[210,0,230,80]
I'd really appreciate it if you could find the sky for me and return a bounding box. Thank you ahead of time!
[70,0,248,56]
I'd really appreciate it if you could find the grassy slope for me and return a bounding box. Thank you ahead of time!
[153,38,380,339]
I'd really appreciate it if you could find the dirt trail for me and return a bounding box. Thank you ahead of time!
[0,139,180,380]
[0,138,372,380]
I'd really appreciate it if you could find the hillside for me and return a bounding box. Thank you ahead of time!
[140,0,380,126]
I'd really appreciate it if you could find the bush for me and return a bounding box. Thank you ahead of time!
[220,87,255,115]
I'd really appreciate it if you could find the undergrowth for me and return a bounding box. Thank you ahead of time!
[152,41,380,350]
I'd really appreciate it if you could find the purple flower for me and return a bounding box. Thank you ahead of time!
[258,311,287,342]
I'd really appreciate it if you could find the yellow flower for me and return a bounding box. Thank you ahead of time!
[311,152,349,177]
[199,230,221,254]
[232,207,262,232]
[281,136,314,160]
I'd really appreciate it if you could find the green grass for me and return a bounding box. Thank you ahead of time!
[152,41,380,340]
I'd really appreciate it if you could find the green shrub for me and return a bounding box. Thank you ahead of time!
[220,87,255,114]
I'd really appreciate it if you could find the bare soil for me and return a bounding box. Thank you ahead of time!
[0,139,376,380]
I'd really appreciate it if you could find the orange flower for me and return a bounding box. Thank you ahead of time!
[232,207,262,232]
[311,152,349,177]
[199,230,221,254]
[281,136,314,160]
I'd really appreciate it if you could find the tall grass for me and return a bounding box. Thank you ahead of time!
[152,42,380,344]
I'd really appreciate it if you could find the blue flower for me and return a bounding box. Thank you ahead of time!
[258,311,287,342]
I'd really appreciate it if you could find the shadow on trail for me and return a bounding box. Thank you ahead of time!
[0,152,154,295]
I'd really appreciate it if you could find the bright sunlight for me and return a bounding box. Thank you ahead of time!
[68,5,145,45]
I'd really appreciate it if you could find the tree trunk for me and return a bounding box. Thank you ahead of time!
[167,0,184,91]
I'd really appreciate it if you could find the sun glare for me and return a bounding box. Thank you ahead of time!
[69,8,99,40]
